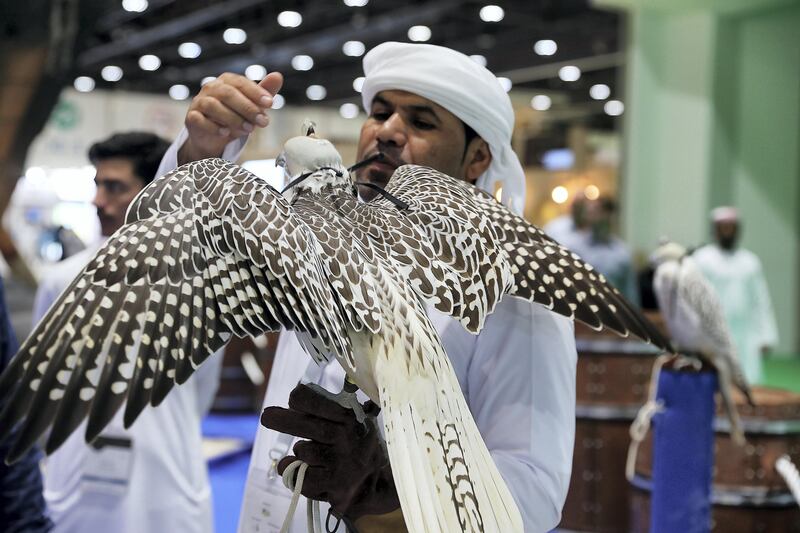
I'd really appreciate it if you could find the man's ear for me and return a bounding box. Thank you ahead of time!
[463,138,492,184]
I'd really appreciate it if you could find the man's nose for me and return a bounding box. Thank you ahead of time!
[376,113,407,147]
[93,187,106,209]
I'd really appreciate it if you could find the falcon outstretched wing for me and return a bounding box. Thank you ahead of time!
[0,159,356,463]
[368,164,670,350]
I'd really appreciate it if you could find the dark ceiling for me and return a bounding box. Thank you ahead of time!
[66,0,623,129]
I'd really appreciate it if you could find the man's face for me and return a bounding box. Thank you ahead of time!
[92,158,146,236]
[714,220,739,250]
[355,90,471,197]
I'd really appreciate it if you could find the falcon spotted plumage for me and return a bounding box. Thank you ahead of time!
[0,128,669,532]
[651,241,754,445]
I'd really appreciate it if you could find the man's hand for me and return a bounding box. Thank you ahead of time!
[178,71,283,165]
[261,383,401,523]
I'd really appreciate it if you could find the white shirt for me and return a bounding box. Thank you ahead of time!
[33,242,223,533]
[692,244,778,383]
[159,129,578,533]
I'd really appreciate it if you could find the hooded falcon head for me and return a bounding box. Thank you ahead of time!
[650,240,687,267]
[276,120,350,202]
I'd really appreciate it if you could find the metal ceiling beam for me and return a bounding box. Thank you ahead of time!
[162,0,461,82]
[498,53,624,83]
[78,0,267,68]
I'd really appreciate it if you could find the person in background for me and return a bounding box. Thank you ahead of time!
[693,206,778,384]
[32,132,223,533]
[553,196,639,305]
[0,274,52,533]
[543,192,589,249]
[158,41,578,533]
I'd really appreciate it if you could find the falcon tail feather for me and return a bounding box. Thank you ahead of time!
[357,262,522,532]
[376,338,523,532]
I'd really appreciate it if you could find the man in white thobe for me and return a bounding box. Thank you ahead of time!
[161,41,577,533]
[693,206,778,384]
[33,132,222,533]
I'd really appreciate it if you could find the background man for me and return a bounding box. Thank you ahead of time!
[158,42,577,533]
[693,206,778,383]
[33,132,222,533]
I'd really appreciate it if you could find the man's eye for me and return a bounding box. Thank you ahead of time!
[413,120,435,130]
[370,111,390,121]
[106,182,125,194]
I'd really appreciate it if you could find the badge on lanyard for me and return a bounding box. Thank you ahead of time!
[81,434,134,496]
[240,466,297,533]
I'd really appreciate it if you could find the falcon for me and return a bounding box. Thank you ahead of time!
[651,241,754,445]
[0,126,669,532]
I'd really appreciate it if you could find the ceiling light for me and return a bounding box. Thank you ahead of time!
[73,76,95,92]
[585,185,600,200]
[306,85,326,101]
[531,95,551,111]
[339,103,360,119]
[223,28,247,45]
[497,77,512,92]
[534,39,557,56]
[101,65,123,82]
[353,76,365,92]
[271,94,285,109]
[552,186,569,204]
[479,5,504,22]
[201,76,216,86]
[590,84,611,100]
[291,55,314,71]
[138,54,161,71]
[469,54,487,67]
[122,0,148,13]
[169,84,190,100]
[277,10,302,28]
[178,42,202,59]
[604,100,624,116]
[245,64,267,80]
[343,0,368,6]
[342,40,366,57]
[558,65,581,82]
[408,25,431,42]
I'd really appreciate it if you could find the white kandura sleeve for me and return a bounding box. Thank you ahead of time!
[467,298,577,533]
[32,276,60,325]
[192,348,224,417]
[155,127,250,178]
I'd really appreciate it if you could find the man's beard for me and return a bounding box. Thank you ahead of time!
[718,235,738,250]
[98,212,121,237]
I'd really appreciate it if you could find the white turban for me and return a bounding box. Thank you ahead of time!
[361,42,526,214]
[711,206,739,223]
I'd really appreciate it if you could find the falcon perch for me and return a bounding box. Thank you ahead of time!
[0,128,669,532]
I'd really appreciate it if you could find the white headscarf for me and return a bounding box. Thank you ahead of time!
[711,206,739,223]
[361,42,526,214]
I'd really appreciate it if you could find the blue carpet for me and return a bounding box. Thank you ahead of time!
[203,414,260,533]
